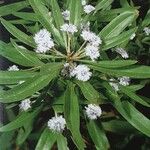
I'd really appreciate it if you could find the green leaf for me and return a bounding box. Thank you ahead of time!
[105,86,150,137]
[13,12,38,22]
[102,28,137,50]
[69,0,82,26]
[0,1,29,16]
[95,0,114,12]
[87,120,110,150]
[76,81,100,103]
[102,120,138,134]
[16,119,33,145]
[57,134,68,150]
[0,107,41,132]
[0,18,35,47]
[0,41,43,67]
[0,71,37,84]
[119,86,150,107]
[90,65,150,79]
[35,128,57,150]
[64,82,85,150]
[28,0,64,47]
[0,64,61,103]
[80,60,137,69]
[99,11,138,39]
[142,9,150,27]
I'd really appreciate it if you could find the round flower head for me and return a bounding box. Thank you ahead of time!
[130,33,136,40]
[8,65,19,71]
[62,10,70,21]
[118,76,130,86]
[85,44,100,61]
[85,104,102,120]
[84,5,95,14]
[81,30,102,46]
[47,115,66,133]
[60,23,78,34]
[143,27,150,36]
[34,29,54,53]
[19,99,31,111]
[115,48,129,59]
[71,65,92,81]
[109,79,119,91]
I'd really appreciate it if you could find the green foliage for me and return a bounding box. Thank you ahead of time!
[0,0,150,149]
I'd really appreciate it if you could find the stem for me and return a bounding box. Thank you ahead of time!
[67,33,71,54]
[52,48,66,57]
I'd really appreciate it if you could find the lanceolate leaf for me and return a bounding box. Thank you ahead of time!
[76,81,100,103]
[35,128,57,150]
[87,120,110,150]
[64,82,85,150]
[0,1,29,16]
[0,18,35,47]
[90,65,150,79]
[0,65,61,103]
[104,85,150,137]
[57,134,68,150]
[102,28,137,50]
[0,106,41,132]
[69,0,82,26]
[0,71,37,84]
[99,11,138,39]
[28,0,64,47]
[0,41,43,67]
[119,86,150,107]
[80,60,137,69]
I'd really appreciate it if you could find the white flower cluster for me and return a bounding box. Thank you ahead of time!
[70,64,92,81]
[8,65,19,71]
[60,23,78,34]
[115,48,129,59]
[143,27,150,36]
[47,115,66,133]
[109,76,130,91]
[85,104,102,120]
[84,5,95,14]
[81,0,86,6]
[19,99,31,111]
[34,29,54,53]
[62,10,70,21]
[81,30,102,61]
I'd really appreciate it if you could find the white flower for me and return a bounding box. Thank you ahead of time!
[71,65,92,81]
[118,76,130,86]
[34,29,54,53]
[130,33,136,40]
[143,27,150,36]
[84,5,95,14]
[62,10,70,21]
[8,65,19,71]
[19,81,25,84]
[81,30,102,46]
[81,0,86,6]
[19,99,31,111]
[109,79,119,91]
[85,44,100,61]
[115,48,129,59]
[85,104,102,120]
[47,115,66,133]
[60,23,78,34]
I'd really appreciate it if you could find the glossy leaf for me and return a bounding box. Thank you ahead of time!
[35,128,57,150]
[0,71,37,84]
[87,120,110,150]
[0,18,35,47]
[64,82,85,150]
[0,41,43,67]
